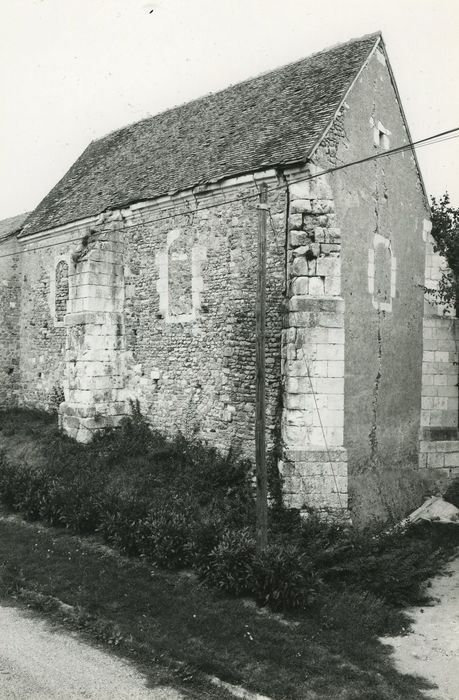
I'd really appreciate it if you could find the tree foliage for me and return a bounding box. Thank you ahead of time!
[430,193,459,314]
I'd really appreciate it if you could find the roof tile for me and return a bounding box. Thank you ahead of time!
[21,33,379,237]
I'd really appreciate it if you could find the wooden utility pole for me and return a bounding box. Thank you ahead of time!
[255,182,268,550]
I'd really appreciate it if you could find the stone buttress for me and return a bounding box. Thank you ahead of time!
[59,213,128,442]
[280,170,348,512]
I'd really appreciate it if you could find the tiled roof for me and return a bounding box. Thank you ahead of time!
[0,212,30,241]
[21,32,380,237]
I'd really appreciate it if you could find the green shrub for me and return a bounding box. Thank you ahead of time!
[202,532,320,610]
[1,408,458,616]
[97,495,149,556]
[138,497,196,569]
[252,543,319,610]
[187,511,230,570]
[203,529,256,595]
[0,456,25,509]
[15,468,53,522]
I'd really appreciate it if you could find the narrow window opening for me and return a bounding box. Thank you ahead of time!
[373,120,391,150]
[379,131,390,150]
[55,260,69,323]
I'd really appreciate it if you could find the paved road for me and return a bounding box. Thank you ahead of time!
[0,604,184,700]
[381,555,459,700]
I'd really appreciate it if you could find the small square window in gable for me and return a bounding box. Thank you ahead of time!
[373,120,391,150]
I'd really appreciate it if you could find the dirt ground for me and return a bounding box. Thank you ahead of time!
[0,604,184,700]
[381,554,459,700]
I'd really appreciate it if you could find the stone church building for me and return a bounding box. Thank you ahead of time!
[1,32,458,522]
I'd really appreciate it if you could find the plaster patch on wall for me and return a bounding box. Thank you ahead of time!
[155,229,207,323]
[422,218,433,242]
[368,234,396,312]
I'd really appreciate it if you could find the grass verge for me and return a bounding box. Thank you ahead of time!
[0,408,458,699]
[1,511,457,700]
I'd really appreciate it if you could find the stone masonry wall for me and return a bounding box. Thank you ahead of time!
[59,212,128,442]
[280,168,347,513]
[419,228,459,485]
[315,47,432,524]
[121,179,286,458]
[0,235,21,406]
[17,232,75,411]
[8,180,286,458]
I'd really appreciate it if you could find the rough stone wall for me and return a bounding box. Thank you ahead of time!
[0,235,21,406]
[8,181,285,456]
[17,232,76,412]
[312,47,430,523]
[419,228,459,485]
[121,180,286,457]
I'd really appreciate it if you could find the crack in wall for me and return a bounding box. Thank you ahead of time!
[369,309,383,460]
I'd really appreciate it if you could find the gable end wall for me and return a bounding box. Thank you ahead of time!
[312,48,431,523]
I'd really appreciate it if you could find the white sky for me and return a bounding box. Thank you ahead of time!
[1,0,458,221]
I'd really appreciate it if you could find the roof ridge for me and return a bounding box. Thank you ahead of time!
[22,31,383,236]
[96,31,382,144]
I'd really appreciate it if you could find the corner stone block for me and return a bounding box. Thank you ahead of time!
[290,231,310,248]
[292,257,310,276]
[283,409,313,428]
[311,200,334,215]
[311,177,333,200]
[290,199,312,214]
[316,256,340,277]
[308,277,325,296]
[280,448,348,512]
[290,181,312,200]
[288,214,304,231]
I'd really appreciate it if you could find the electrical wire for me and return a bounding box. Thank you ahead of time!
[0,126,458,262]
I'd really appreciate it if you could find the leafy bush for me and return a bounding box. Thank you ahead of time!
[203,532,320,609]
[203,529,256,595]
[252,543,318,609]
[137,497,196,569]
[1,408,458,616]
[97,494,149,556]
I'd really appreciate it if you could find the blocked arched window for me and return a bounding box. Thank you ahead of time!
[368,234,396,312]
[55,260,69,323]
[167,234,193,317]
